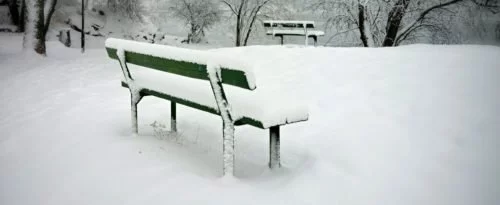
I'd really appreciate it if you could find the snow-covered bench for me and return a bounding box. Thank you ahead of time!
[105,38,308,176]
[263,20,325,46]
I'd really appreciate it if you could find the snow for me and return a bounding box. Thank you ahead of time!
[0,24,17,32]
[263,20,316,27]
[1,33,500,205]
[106,38,256,89]
[108,38,307,128]
[267,30,325,36]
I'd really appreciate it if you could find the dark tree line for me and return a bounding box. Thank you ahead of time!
[2,0,24,32]
[316,0,499,47]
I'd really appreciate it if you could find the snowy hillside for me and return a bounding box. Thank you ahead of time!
[1,33,499,205]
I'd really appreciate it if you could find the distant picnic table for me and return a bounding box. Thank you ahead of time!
[263,20,325,46]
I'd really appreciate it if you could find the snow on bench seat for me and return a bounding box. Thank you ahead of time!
[123,67,308,128]
[266,30,325,37]
[105,39,308,129]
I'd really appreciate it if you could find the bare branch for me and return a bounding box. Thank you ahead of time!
[222,0,238,15]
[396,0,465,44]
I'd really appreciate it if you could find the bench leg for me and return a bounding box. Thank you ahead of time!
[171,102,177,132]
[269,126,281,169]
[207,63,236,176]
[131,93,142,135]
[280,36,284,45]
[222,121,235,176]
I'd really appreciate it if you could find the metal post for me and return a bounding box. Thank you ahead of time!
[304,24,308,46]
[131,95,140,134]
[269,126,281,169]
[171,102,177,132]
[81,0,85,53]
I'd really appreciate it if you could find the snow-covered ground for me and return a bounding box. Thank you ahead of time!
[1,34,499,205]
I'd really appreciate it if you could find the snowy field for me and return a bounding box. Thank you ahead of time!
[1,34,499,205]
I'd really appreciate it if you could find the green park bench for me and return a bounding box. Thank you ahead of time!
[105,38,308,176]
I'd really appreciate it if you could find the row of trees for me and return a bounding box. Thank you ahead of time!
[4,0,500,55]
[169,0,272,46]
[2,0,25,32]
[5,0,142,55]
[170,0,499,47]
[314,0,499,47]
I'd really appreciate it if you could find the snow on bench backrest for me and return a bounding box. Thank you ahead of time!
[105,38,256,90]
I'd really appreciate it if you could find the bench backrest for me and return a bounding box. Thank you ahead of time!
[105,38,256,90]
[263,20,315,29]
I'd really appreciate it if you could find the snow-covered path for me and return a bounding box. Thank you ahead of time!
[1,34,499,205]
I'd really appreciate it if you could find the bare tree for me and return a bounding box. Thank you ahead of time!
[497,22,500,42]
[313,0,388,47]
[170,0,221,44]
[222,0,272,46]
[314,0,499,47]
[23,0,58,55]
[455,2,500,43]
[6,0,20,28]
[107,0,144,21]
[393,0,499,46]
[19,0,26,32]
[81,0,85,53]
[358,0,376,47]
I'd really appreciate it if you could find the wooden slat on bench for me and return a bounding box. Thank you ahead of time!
[106,48,254,90]
[266,30,325,37]
[121,82,266,128]
[263,20,315,28]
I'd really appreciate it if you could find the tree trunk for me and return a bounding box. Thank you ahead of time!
[33,0,46,55]
[382,0,411,47]
[81,0,85,53]
[23,0,33,49]
[43,0,57,35]
[7,0,20,27]
[357,1,374,47]
[242,14,255,46]
[358,2,368,47]
[242,1,269,46]
[234,0,246,47]
[19,0,26,32]
[23,0,58,55]
[235,14,241,47]
[496,23,500,43]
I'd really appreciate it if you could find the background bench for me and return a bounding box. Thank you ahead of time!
[105,38,308,176]
[263,20,325,46]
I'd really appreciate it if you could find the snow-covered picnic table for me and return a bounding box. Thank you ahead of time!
[263,20,325,46]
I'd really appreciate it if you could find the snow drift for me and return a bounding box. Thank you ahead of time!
[0,34,499,205]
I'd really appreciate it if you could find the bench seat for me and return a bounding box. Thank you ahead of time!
[266,30,325,37]
[121,65,308,129]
